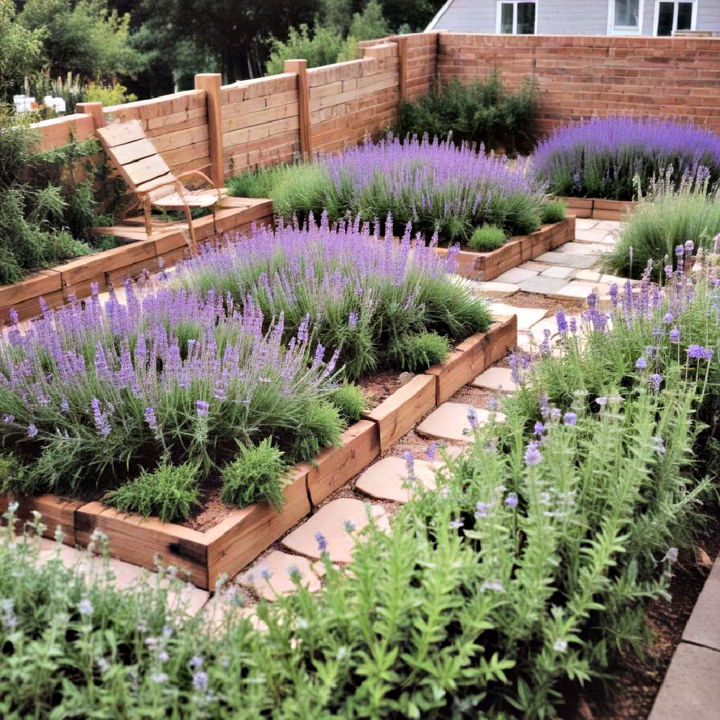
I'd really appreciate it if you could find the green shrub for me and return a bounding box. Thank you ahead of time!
[389,331,450,371]
[330,382,368,423]
[291,400,344,461]
[104,461,200,523]
[468,224,506,251]
[0,452,25,494]
[396,74,538,155]
[540,200,567,224]
[606,179,720,279]
[266,24,348,75]
[220,439,287,509]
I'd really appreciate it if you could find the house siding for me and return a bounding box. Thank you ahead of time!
[430,0,720,35]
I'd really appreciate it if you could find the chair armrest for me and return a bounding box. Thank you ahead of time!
[176,170,223,203]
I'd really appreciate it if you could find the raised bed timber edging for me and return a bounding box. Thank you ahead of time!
[0,198,274,326]
[560,197,637,221]
[0,316,517,590]
[435,219,575,281]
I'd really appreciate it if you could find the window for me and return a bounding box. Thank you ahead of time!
[497,1,537,35]
[655,1,696,35]
[608,0,644,34]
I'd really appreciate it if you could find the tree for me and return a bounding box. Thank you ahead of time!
[0,0,42,99]
[18,0,148,81]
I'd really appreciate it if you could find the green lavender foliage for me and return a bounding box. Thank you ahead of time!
[104,461,201,523]
[220,438,287,509]
[607,176,720,279]
[329,382,368,423]
[0,270,717,717]
[540,200,567,224]
[396,74,539,155]
[388,331,450,371]
[468,224,507,252]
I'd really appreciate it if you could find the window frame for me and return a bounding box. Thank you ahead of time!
[496,0,538,35]
[607,0,646,35]
[653,0,698,35]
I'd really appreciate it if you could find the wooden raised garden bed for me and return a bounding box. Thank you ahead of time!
[560,197,637,221]
[436,218,575,281]
[0,197,273,326]
[0,316,517,590]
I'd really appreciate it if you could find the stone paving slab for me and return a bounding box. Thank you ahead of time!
[518,275,570,295]
[575,228,618,244]
[474,281,519,297]
[488,303,547,331]
[536,252,597,269]
[540,265,575,279]
[416,402,506,443]
[517,261,549,272]
[551,280,611,300]
[494,267,538,283]
[470,366,518,393]
[575,219,599,231]
[556,241,609,256]
[239,551,324,601]
[282,498,389,564]
[682,555,720,652]
[574,269,602,282]
[355,456,439,503]
[594,220,622,232]
[648,643,720,720]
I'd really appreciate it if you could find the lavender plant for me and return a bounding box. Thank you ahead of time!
[533,116,720,201]
[231,136,549,243]
[0,281,343,497]
[174,217,492,378]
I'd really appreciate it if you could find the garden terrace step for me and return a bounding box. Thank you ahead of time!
[281,498,390,564]
[238,551,324,601]
[355,456,440,504]
[517,275,569,295]
[486,304,547,332]
[550,280,612,301]
[535,251,597,269]
[470,366,518,393]
[416,402,506,444]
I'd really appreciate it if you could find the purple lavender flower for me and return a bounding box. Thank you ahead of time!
[539,394,549,418]
[144,407,158,431]
[687,344,705,359]
[467,407,479,430]
[555,310,568,335]
[505,493,518,508]
[78,598,93,616]
[260,568,271,581]
[193,671,209,692]
[196,400,209,417]
[26,424,38,438]
[635,357,647,371]
[315,531,328,553]
[2,414,14,425]
[649,374,663,393]
[348,312,358,328]
[563,412,577,426]
[425,442,437,462]
[343,520,356,533]
[475,501,492,519]
[524,441,543,466]
[533,421,545,436]
[449,518,464,530]
[669,328,681,343]
[662,312,674,324]
[596,397,608,407]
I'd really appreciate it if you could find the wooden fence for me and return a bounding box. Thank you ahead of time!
[28,31,720,191]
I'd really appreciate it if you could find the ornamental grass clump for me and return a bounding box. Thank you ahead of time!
[174,216,492,378]
[231,136,548,243]
[0,281,343,497]
[606,172,720,278]
[533,115,720,200]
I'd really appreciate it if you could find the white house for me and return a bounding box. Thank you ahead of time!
[427,1,720,36]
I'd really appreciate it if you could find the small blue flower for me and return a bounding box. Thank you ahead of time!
[563,412,577,426]
[524,441,542,466]
[505,493,518,508]
[315,531,328,553]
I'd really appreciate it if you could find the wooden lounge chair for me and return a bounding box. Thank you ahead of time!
[97,119,225,253]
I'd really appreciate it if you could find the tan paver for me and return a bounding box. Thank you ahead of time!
[416,402,506,443]
[682,555,720,652]
[648,643,720,720]
[281,498,390,564]
[489,303,547,331]
[551,280,611,300]
[355,456,438,503]
[557,241,608,256]
[518,276,569,295]
[574,269,602,282]
[575,219,599,231]
[475,281,519,297]
[470,366,518,393]
[540,265,575,279]
[536,251,597,269]
[239,551,323,600]
[494,267,538,283]
[517,261,549,272]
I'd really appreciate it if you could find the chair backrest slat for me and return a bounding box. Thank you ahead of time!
[97,119,176,194]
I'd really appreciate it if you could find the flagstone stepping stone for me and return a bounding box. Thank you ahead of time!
[574,269,602,282]
[201,592,263,630]
[281,498,390,564]
[681,556,720,652]
[355,456,439,503]
[575,218,599,231]
[594,220,622,232]
[239,551,324,600]
[551,280,611,300]
[536,251,596,269]
[557,241,608,256]
[494,267,538,283]
[489,303,547,331]
[518,275,569,295]
[648,643,720,720]
[474,281,519,297]
[540,265,575,279]
[517,261,549,272]
[600,273,633,285]
[470,366,518,393]
[416,402,506,444]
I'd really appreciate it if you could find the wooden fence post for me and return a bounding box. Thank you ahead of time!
[194,73,224,185]
[396,36,409,102]
[76,102,106,130]
[284,59,312,159]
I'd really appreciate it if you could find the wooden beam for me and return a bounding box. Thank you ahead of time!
[76,101,106,130]
[396,36,409,101]
[284,59,312,158]
[194,73,224,185]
